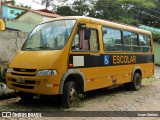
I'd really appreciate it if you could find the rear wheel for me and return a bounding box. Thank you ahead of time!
[62,81,77,108]
[18,92,35,101]
[124,73,141,91]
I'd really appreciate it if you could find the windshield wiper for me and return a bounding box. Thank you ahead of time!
[23,47,36,51]
[23,47,54,51]
[32,47,54,50]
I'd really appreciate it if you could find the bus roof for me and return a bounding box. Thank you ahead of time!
[45,16,151,35]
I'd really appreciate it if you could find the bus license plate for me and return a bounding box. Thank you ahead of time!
[16,78,25,83]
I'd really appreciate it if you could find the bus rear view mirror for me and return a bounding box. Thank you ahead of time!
[103,30,107,36]
[78,23,86,29]
[0,19,5,30]
[85,28,91,40]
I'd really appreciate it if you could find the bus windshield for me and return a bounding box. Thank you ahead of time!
[22,19,77,51]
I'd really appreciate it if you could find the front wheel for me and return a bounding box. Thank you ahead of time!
[124,73,141,91]
[62,81,77,108]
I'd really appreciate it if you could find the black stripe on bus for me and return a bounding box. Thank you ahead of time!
[69,54,154,68]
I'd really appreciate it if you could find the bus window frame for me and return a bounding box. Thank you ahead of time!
[22,19,78,51]
[122,30,140,52]
[71,27,100,52]
[102,25,152,53]
[102,26,124,53]
[138,33,152,53]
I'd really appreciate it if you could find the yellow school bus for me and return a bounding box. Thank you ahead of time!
[0,19,5,30]
[6,16,154,108]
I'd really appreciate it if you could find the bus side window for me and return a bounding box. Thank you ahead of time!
[72,28,99,51]
[72,30,80,50]
[139,34,151,52]
[89,29,99,51]
[102,27,122,52]
[123,31,139,52]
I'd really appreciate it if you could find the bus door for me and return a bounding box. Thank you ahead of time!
[69,23,112,91]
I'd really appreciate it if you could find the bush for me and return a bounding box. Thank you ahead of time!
[152,32,160,43]
[0,76,6,83]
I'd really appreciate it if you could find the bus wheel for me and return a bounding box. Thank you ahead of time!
[62,81,77,108]
[18,92,35,101]
[125,73,141,91]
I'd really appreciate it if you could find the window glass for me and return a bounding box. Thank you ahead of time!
[139,34,151,52]
[102,27,122,51]
[72,28,99,51]
[10,10,15,14]
[139,34,151,46]
[22,20,76,51]
[123,31,138,46]
[72,31,80,50]
[90,29,98,51]
[123,31,139,52]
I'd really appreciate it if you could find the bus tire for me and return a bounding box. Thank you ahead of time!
[125,73,141,91]
[62,81,77,108]
[18,92,34,101]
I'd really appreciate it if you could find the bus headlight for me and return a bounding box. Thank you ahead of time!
[37,70,57,76]
[7,68,12,73]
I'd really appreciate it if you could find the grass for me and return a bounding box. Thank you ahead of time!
[76,93,85,108]
[154,42,160,65]
[142,77,159,85]
[0,76,6,83]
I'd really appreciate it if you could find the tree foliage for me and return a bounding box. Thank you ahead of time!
[41,0,160,28]
[56,6,74,16]
[11,0,16,5]
[41,0,53,9]
[152,32,160,43]
[72,1,90,16]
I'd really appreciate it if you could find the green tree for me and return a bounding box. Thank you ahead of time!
[72,0,90,16]
[56,6,74,16]
[11,0,16,5]
[151,0,160,28]
[89,0,156,26]
[55,0,160,28]
[41,0,52,9]
[56,0,91,16]
[119,0,156,26]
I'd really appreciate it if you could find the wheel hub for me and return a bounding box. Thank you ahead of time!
[70,88,76,102]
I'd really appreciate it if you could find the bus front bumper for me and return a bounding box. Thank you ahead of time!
[6,73,61,95]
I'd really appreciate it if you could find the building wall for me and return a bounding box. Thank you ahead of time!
[0,30,28,73]
[43,17,53,22]
[154,42,160,65]
[16,12,43,24]
[16,12,55,24]
[2,5,25,19]
[6,21,36,32]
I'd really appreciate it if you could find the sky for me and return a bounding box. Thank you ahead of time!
[15,0,74,10]
[15,0,46,9]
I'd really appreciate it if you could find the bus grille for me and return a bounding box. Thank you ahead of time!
[11,72,36,76]
[11,68,37,76]
[13,68,37,72]
[12,84,34,89]
[11,78,36,84]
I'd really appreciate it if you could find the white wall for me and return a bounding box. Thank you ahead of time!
[0,30,28,73]
[42,17,53,22]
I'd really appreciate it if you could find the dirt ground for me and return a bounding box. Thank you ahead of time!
[0,66,160,120]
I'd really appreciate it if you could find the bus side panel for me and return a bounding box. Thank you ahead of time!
[69,54,154,92]
[140,63,154,79]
